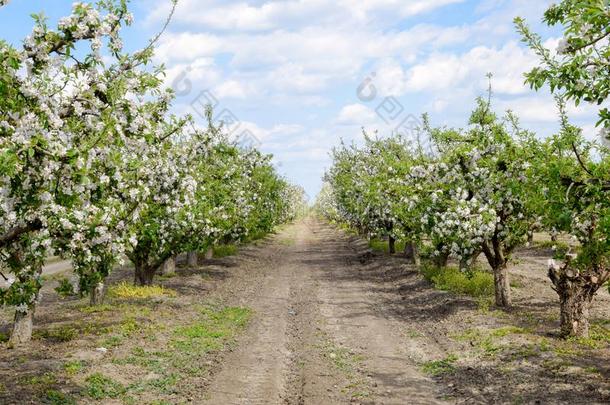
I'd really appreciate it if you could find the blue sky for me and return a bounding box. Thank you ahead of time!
[0,0,600,198]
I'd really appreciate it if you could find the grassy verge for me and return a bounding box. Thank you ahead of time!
[212,244,238,258]
[108,282,176,299]
[90,305,253,403]
[368,238,406,254]
[420,265,494,298]
[422,355,459,377]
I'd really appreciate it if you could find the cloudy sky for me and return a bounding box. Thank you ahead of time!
[1,0,600,198]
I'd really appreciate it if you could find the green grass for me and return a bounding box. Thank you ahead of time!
[128,373,180,396]
[422,355,458,376]
[368,238,406,254]
[78,304,115,314]
[420,265,494,298]
[108,282,176,299]
[101,335,123,348]
[45,389,77,405]
[84,373,126,400]
[326,347,365,374]
[534,240,570,259]
[171,306,251,354]
[569,322,610,349]
[316,335,370,400]
[33,325,79,342]
[212,244,238,258]
[452,326,531,357]
[54,278,76,298]
[403,329,424,338]
[22,373,57,389]
[490,326,530,338]
[105,305,252,402]
[63,360,84,376]
[118,318,142,337]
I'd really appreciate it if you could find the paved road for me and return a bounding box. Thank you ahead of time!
[0,258,72,288]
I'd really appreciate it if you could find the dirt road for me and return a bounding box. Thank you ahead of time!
[202,218,444,404]
[4,219,609,404]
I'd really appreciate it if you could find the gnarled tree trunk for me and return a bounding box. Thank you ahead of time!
[9,308,34,347]
[493,263,511,307]
[388,236,396,254]
[482,239,511,307]
[161,256,176,276]
[404,242,420,266]
[134,263,156,286]
[187,251,198,268]
[89,282,105,306]
[548,258,609,338]
[9,255,42,346]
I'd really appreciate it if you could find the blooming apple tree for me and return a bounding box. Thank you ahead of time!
[517,0,610,337]
[0,0,163,344]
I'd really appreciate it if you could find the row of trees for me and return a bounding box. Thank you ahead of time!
[319,0,610,338]
[0,1,306,346]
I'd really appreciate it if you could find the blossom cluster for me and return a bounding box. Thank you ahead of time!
[322,98,537,273]
[0,1,300,329]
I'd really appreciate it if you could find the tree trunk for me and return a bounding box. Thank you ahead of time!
[134,263,156,286]
[527,230,534,245]
[404,242,420,266]
[459,256,470,272]
[558,288,592,338]
[70,274,81,294]
[388,236,396,254]
[547,259,606,338]
[550,228,558,242]
[161,257,176,275]
[89,282,105,306]
[493,263,511,307]
[187,251,198,268]
[205,248,214,260]
[9,308,34,347]
[434,252,449,268]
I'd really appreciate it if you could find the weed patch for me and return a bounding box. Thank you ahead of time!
[54,278,76,298]
[368,238,405,254]
[171,306,251,354]
[45,389,76,405]
[108,282,176,300]
[84,373,126,400]
[422,355,458,376]
[213,244,238,258]
[105,305,251,402]
[421,265,494,297]
[63,360,84,376]
[34,326,79,342]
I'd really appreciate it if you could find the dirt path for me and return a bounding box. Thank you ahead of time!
[5,219,608,404]
[202,219,444,404]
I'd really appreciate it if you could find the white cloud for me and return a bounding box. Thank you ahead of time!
[155,32,223,62]
[402,42,538,95]
[147,0,466,31]
[138,0,571,196]
[335,104,378,125]
[214,80,250,99]
[498,96,599,123]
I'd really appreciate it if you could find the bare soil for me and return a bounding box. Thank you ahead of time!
[1,219,609,404]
